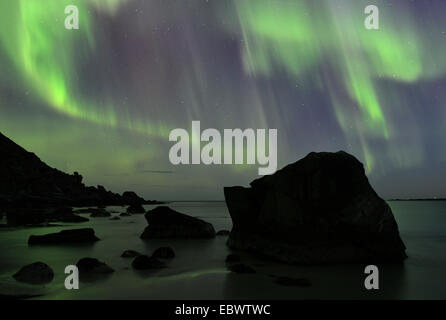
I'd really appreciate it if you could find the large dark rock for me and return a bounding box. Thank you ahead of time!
[0,132,158,208]
[140,206,215,239]
[224,151,407,264]
[13,262,54,284]
[28,228,100,244]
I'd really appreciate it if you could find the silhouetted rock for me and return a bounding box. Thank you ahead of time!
[225,254,241,263]
[90,208,111,217]
[217,230,230,236]
[140,206,215,239]
[13,262,54,284]
[152,247,175,259]
[227,263,256,274]
[274,276,311,287]
[0,132,160,208]
[126,204,145,214]
[121,250,141,258]
[132,255,166,270]
[224,151,407,264]
[28,228,100,244]
[76,257,114,274]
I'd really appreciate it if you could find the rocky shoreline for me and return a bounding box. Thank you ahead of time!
[0,132,163,226]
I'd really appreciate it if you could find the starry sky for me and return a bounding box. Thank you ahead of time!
[1,0,446,200]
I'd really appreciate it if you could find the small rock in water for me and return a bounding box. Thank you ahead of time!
[216,230,230,236]
[13,262,54,284]
[109,216,120,221]
[140,206,216,239]
[76,257,114,274]
[274,276,311,287]
[121,250,141,258]
[152,247,175,259]
[132,255,166,270]
[227,263,256,274]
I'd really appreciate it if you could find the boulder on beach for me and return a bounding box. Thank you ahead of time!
[126,204,145,214]
[28,228,100,244]
[121,250,141,258]
[152,247,175,259]
[13,262,54,284]
[216,230,230,236]
[224,151,407,264]
[76,257,114,275]
[140,206,215,239]
[132,255,166,270]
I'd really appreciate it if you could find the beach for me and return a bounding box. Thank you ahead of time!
[0,201,445,300]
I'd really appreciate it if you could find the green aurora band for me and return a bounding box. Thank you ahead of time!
[0,0,170,138]
[232,0,446,171]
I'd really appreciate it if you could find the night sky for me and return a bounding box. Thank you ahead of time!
[1,0,446,200]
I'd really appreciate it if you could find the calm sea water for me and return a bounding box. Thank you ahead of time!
[0,201,445,300]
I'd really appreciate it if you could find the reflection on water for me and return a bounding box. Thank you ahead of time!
[0,201,445,299]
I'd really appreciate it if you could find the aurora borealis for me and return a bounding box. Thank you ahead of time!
[1,0,446,199]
